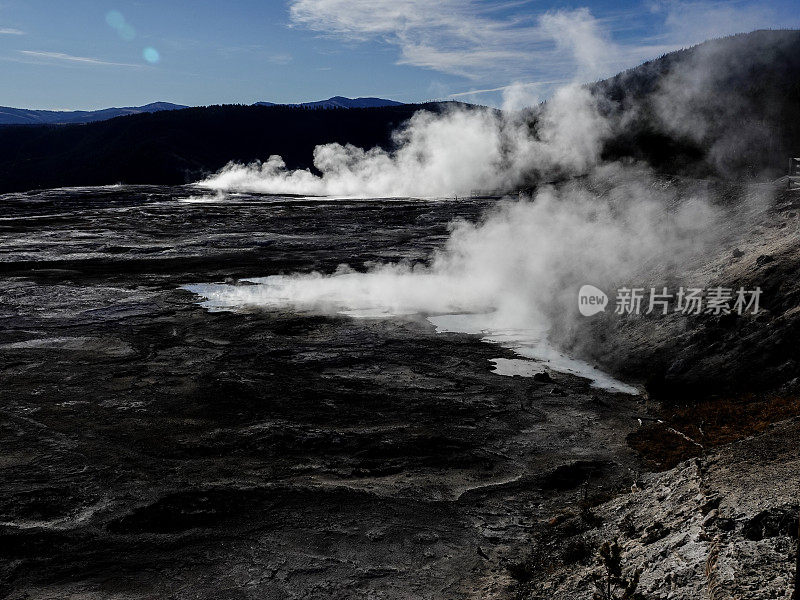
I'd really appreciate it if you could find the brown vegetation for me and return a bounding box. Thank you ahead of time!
[628,392,800,469]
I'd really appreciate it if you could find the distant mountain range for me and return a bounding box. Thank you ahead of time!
[0,102,188,125]
[0,97,404,125]
[255,96,404,110]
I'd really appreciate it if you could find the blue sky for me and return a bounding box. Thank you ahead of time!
[1,0,798,110]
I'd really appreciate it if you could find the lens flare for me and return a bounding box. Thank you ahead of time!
[106,10,136,41]
[143,47,160,64]
[105,10,125,29]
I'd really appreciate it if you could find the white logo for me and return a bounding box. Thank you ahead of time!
[578,285,608,316]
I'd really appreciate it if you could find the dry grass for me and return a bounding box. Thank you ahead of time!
[628,393,800,470]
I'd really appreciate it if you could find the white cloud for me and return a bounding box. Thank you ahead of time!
[288,0,791,96]
[288,0,606,83]
[0,27,23,35]
[18,50,140,68]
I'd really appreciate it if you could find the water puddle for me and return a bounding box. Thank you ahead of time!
[186,280,638,395]
[428,313,639,395]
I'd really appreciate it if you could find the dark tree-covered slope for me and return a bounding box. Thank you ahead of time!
[594,29,800,178]
[0,103,459,193]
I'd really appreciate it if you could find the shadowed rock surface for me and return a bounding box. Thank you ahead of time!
[512,417,800,600]
[0,187,647,599]
[3,185,799,599]
[558,183,800,401]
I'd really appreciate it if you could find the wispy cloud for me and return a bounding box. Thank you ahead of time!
[288,0,789,92]
[289,0,566,81]
[267,52,293,65]
[447,81,569,98]
[18,50,140,68]
[287,0,675,87]
[0,27,24,35]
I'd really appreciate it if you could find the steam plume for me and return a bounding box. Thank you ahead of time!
[199,84,607,198]
[189,164,737,332]
[189,25,781,387]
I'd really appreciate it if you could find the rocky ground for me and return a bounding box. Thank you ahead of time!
[513,417,800,600]
[0,184,797,599]
[565,182,800,400]
[0,187,648,599]
[520,181,800,600]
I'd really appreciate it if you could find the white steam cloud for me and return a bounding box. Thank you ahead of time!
[199,7,617,198]
[188,13,778,388]
[190,164,733,329]
[188,162,755,393]
[199,84,607,198]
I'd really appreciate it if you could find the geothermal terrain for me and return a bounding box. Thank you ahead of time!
[0,187,649,599]
[0,182,798,600]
